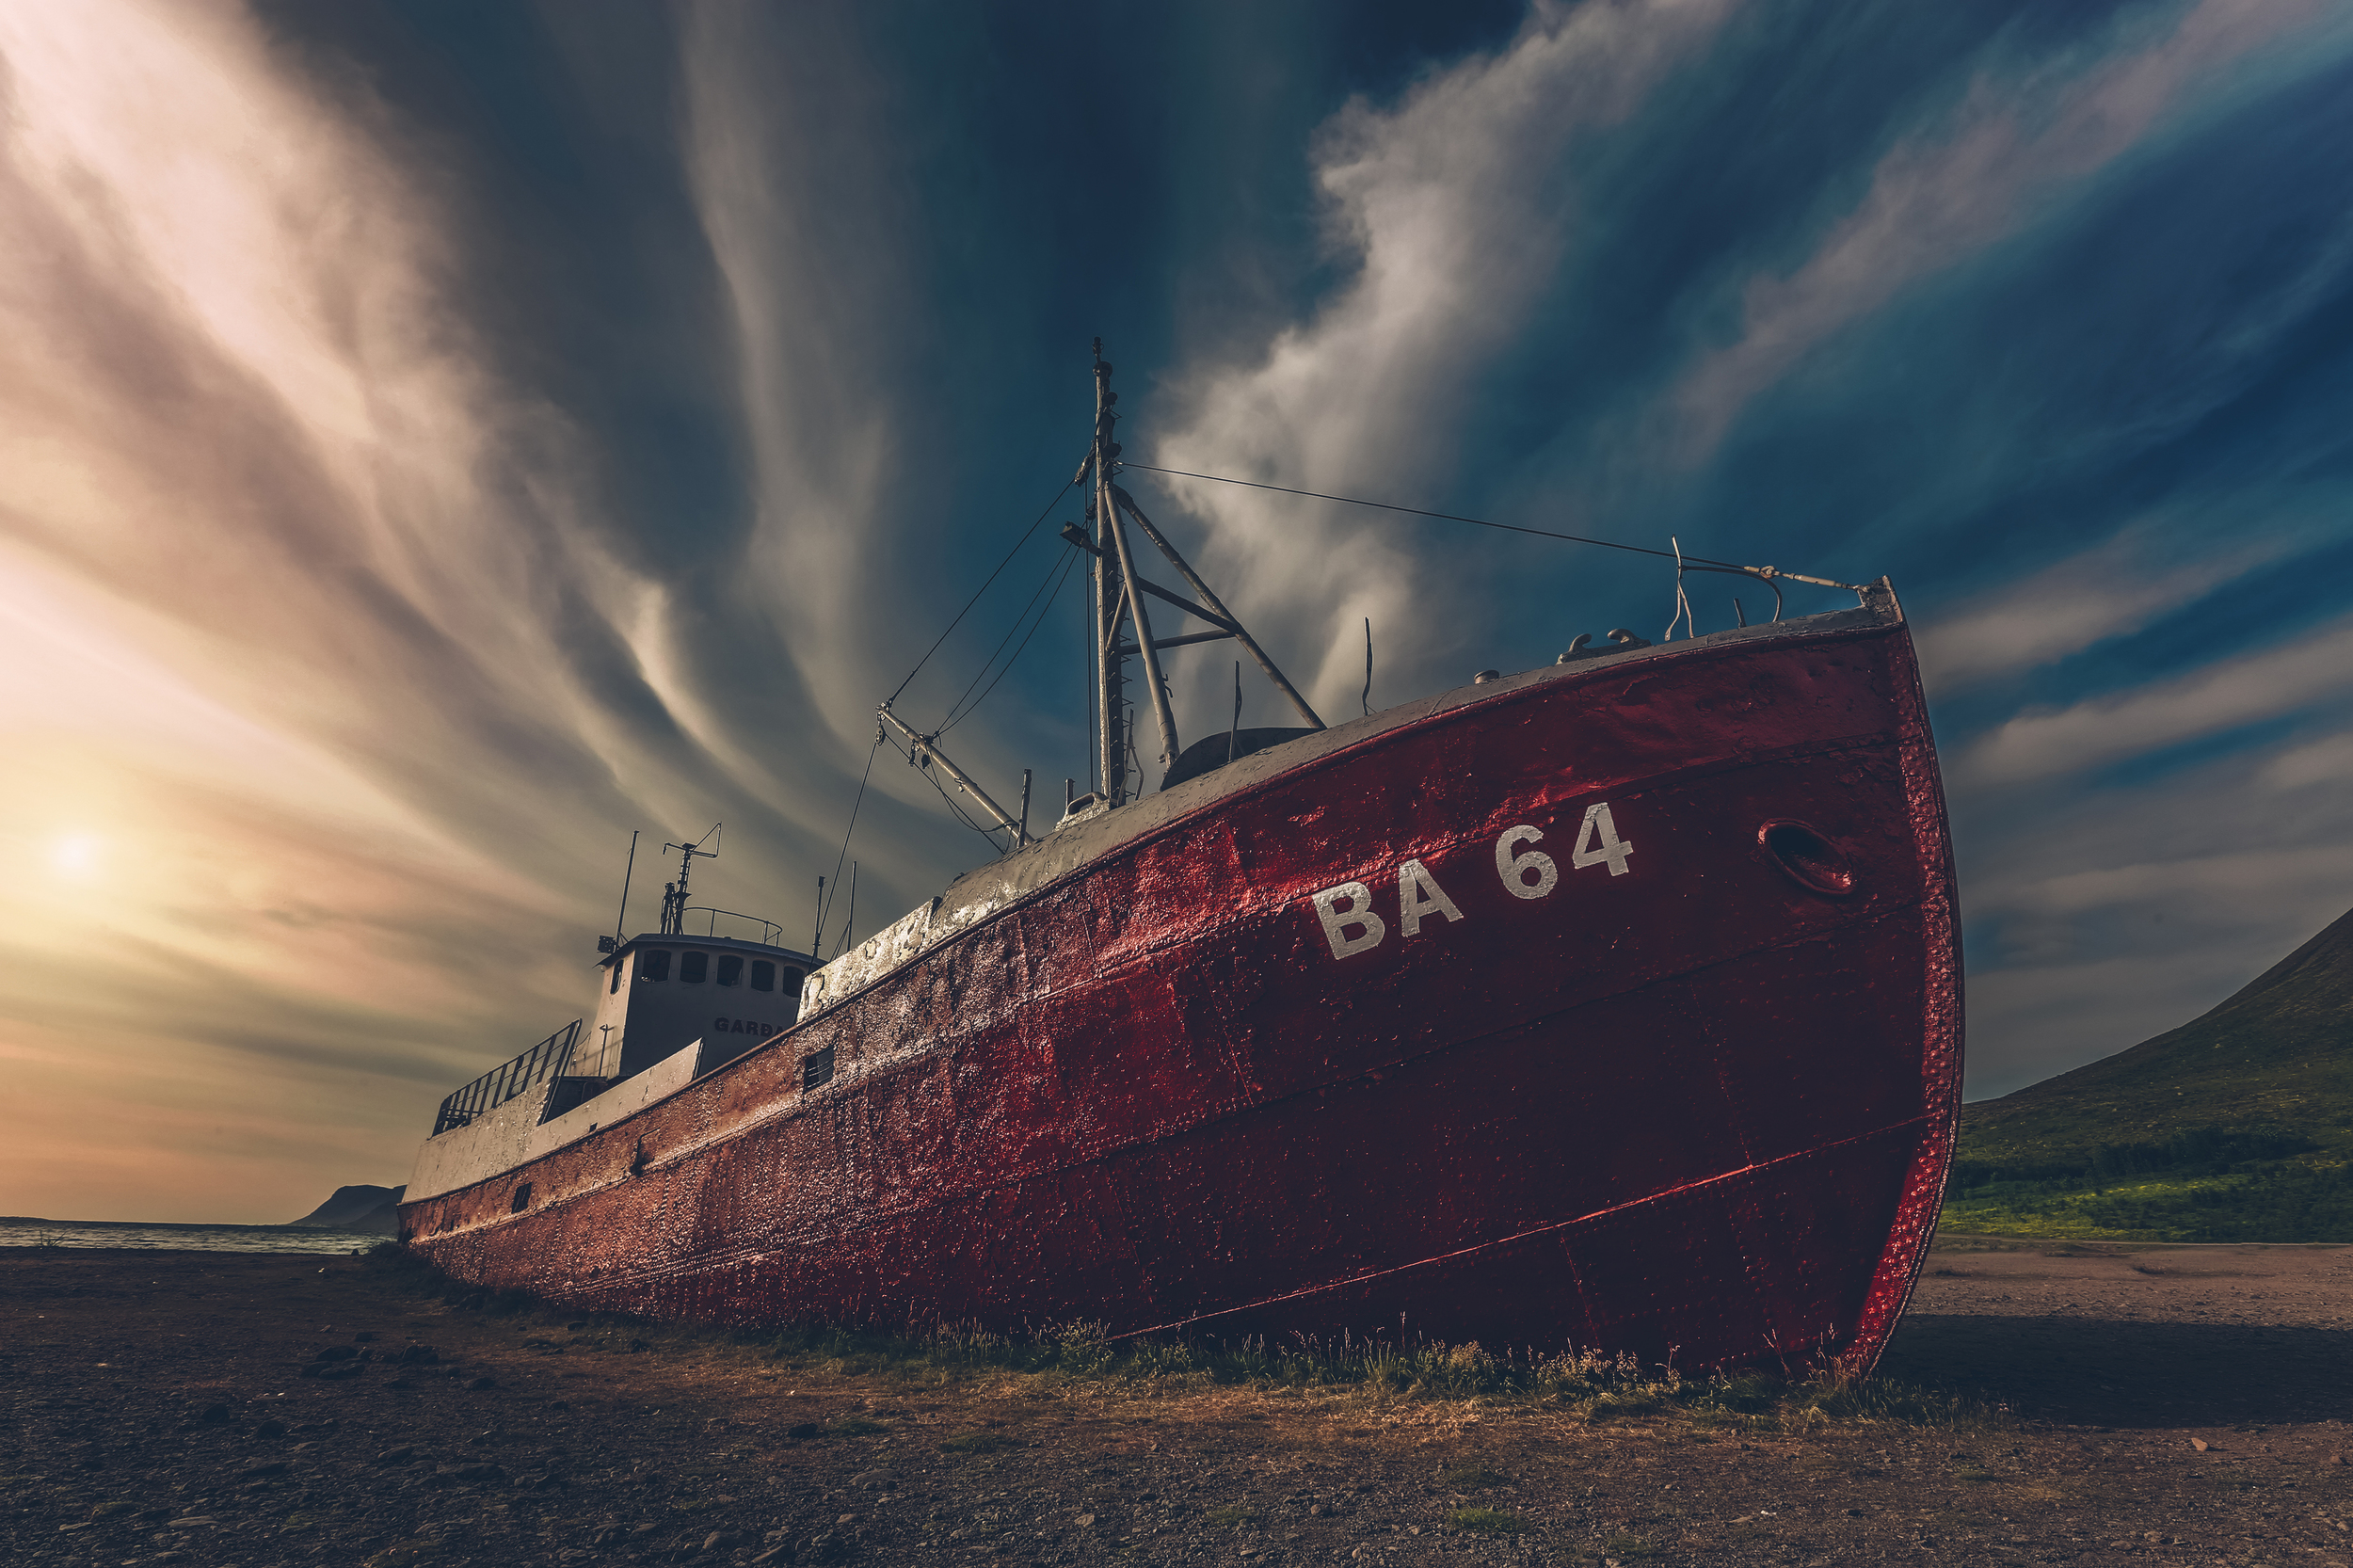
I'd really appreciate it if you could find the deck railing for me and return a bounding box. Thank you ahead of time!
[678,906,788,948]
[431,1019,583,1135]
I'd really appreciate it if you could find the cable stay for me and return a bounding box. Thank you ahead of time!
[841,338,1871,890]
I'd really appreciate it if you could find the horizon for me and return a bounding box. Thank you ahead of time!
[6,0,2353,1224]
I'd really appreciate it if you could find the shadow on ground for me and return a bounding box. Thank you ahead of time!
[1881,1312,2353,1428]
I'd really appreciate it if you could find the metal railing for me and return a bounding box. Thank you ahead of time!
[432,1019,583,1135]
[679,906,788,948]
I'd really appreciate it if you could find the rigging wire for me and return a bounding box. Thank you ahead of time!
[939,544,1079,731]
[887,479,1074,706]
[940,548,1082,736]
[815,735,881,947]
[909,738,1016,847]
[1121,462,1817,580]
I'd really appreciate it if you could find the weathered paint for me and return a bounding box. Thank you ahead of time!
[401,594,1959,1373]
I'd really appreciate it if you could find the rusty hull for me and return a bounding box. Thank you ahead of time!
[402,596,1960,1372]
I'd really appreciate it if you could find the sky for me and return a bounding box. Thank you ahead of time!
[4,0,2351,1224]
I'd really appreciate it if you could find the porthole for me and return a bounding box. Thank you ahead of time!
[1759,821,1856,897]
[509,1182,534,1214]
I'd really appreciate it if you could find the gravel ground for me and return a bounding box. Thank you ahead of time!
[2,1239,2347,1568]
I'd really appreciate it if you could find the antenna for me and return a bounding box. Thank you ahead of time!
[812,875,825,955]
[611,830,639,950]
[658,824,721,936]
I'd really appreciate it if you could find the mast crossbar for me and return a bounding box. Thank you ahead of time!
[1112,486,1323,731]
[877,705,1031,848]
[1112,629,1236,656]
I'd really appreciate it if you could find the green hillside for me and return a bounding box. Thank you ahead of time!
[1942,904,2353,1241]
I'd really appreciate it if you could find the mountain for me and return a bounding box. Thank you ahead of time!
[1945,904,2353,1241]
[287,1184,406,1232]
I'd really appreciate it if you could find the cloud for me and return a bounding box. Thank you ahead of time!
[1144,0,1739,719]
[1670,0,2335,454]
[1913,521,2300,692]
[0,0,715,1216]
[2264,733,2353,791]
[1958,612,2353,785]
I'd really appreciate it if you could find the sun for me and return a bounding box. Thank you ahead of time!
[49,833,103,878]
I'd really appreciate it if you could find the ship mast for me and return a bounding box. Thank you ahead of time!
[1078,343,1321,807]
[657,828,718,936]
[866,343,1324,845]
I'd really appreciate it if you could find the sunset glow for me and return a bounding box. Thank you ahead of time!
[4,0,2351,1224]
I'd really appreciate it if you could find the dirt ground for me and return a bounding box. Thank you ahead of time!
[3,1238,2348,1568]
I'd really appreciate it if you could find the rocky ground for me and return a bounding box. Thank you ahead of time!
[2,1238,2348,1568]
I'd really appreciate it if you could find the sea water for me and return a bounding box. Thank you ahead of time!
[0,1217,382,1256]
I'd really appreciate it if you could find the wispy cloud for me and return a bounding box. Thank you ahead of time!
[1914,521,2301,692]
[1149,0,1739,713]
[1670,0,2335,455]
[1959,612,2353,785]
[0,0,690,1217]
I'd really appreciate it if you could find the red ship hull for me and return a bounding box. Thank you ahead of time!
[403,597,1959,1372]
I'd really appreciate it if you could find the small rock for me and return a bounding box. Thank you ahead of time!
[2191,1438,2211,1452]
[704,1529,750,1550]
[354,1331,377,1342]
[849,1469,896,1491]
[467,1376,499,1391]
[397,1345,440,1365]
[313,1345,360,1363]
[376,1447,415,1464]
[88,1501,137,1519]
[1075,1515,1096,1528]
[196,1403,232,1425]
[255,1419,289,1439]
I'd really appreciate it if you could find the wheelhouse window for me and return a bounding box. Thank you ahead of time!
[750,961,775,992]
[680,951,708,984]
[781,969,804,996]
[610,959,623,994]
[716,955,743,987]
[639,949,671,983]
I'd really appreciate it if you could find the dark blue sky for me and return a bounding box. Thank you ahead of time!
[6,0,2351,1216]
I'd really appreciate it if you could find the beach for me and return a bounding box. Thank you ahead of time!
[2,1238,2347,1567]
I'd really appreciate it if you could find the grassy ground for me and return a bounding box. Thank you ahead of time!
[1938,1129,2353,1242]
[369,1244,1990,1435]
